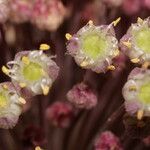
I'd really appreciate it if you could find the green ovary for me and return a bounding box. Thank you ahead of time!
[0,92,7,108]
[134,27,150,53]
[23,62,43,81]
[139,82,150,104]
[82,33,108,59]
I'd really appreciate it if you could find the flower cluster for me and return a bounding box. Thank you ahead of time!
[0,0,67,31]
[0,45,59,128]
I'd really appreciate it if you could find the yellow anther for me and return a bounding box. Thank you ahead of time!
[3,84,8,90]
[65,33,72,40]
[19,97,26,105]
[88,20,94,26]
[41,85,50,95]
[113,17,121,26]
[2,66,10,75]
[21,56,30,65]
[142,62,150,69]
[137,17,143,24]
[113,49,120,57]
[131,58,140,63]
[39,43,50,51]
[35,146,42,150]
[80,61,89,67]
[19,82,27,88]
[122,41,132,48]
[129,85,137,91]
[107,65,116,71]
[137,109,144,120]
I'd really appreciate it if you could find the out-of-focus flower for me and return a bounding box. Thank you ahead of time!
[122,67,150,120]
[31,0,67,31]
[8,0,33,23]
[0,0,10,23]
[45,102,75,128]
[103,0,123,7]
[143,0,150,9]
[94,131,123,150]
[2,49,59,97]
[67,82,97,109]
[66,19,120,73]
[0,82,24,129]
[143,135,150,146]
[120,17,150,66]
[122,0,141,15]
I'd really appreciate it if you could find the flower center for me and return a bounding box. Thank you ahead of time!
[23,62,43,81]
[134,27,150,53]
[139,82,150,104]
[82,33,107,59]
[0,92,7,108]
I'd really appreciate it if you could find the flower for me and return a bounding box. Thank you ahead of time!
[122,67,150,120]
[66,19,120,73]
[45,102,75,128]
[67,82,97,109]
[31,0,67,31]
[94,131,123,150]
[0,82,24,129]
[2,49,59,97]
[120,17,150,66]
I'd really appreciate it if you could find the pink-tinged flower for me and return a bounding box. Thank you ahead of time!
[103,0,123,7]
[122,0,141,15]
[120,17,150,65]
[8,0,33,23]
[0,82,24,129]
[66,20,120,73]
[0,0,10,23]
[2,50,59,97]
[122,67,150,119]
[143,135,150,146]
[94,131,123,150]
[45,102,75,128]
[67,82,97,109]
[31,0,67,31]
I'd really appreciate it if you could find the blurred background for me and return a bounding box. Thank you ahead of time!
[0,0,150,150]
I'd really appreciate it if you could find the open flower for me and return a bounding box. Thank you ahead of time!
[0,82,24,129]
[122,67,150,120]
[120,17,150,66]
[66,19,120,73]
[2,49,59,97]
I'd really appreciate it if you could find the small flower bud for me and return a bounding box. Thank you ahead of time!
[45,102,74,128]
[67,82,97,109]
[0,82,23,129]
[94,131,123,150]
[122,67,150,118]
[66,20,119,73]
[3,50,59,97]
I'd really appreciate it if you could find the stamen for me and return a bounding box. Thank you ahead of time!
[39,43,50,51]
[2,84,8,90]
[122,41,132,48]
[35,146,42,150]
[88,20,94,26]
[41,85,50,95]
[19,82,27,88]
[137,17,143,24]
[21,56,30,65]
[137,109,144,120]
[113,17,121,26]
[80,61,89,67]
[129,85,137,91]
[19,97,26,104]
[107,65,116,71]
[131,58,140,63]
[65,33,72,40]
[2,66,10,75]
[113,49,120,57]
